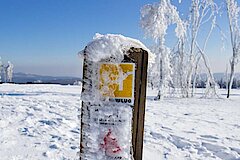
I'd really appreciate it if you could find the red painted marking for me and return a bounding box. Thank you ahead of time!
[100,129,122,155]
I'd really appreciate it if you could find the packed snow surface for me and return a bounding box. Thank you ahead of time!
[144,89,240,160]
[0,84,81,160]
[0,84,240,160]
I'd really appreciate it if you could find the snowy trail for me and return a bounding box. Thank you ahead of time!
[0,84,240,160]
[143,89,240,160]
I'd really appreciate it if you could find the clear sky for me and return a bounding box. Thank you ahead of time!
[0,0,238,77]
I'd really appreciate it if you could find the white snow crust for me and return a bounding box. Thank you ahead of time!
[0,84,240,160]
[78,33,155,63]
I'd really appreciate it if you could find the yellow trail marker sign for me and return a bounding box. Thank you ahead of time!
[99,63,135,105]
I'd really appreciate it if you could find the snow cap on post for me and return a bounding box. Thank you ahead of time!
[78,33,154,62]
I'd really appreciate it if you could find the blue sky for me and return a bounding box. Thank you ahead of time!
[0,0,238,77]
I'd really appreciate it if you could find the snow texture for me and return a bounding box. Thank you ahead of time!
[0,84,240,160]
[78,33,155,63]
[144,88,240,160]
[140,0,184,42]
[0,84,81,160]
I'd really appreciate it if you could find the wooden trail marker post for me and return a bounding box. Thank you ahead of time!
[80,46,148,160]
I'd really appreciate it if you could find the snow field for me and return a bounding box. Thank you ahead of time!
[144,88,240,160]
[0,84,81,160]
[0,84,240,160]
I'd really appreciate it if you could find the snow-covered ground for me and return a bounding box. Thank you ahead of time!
[0,84,81,160]
[0,84,240,160]
[144,89,240,160]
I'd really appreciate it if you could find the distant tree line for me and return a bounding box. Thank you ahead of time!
[194,78,240,89]
[149,76,240,90]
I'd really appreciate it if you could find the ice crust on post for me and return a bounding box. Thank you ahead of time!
[81,105,132,160]
[80,34,151,160]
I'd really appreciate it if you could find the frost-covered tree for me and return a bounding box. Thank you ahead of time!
[226,0,240,98]
[141,0,220,98]
[140,0,184,99]
[186,0,219,97]
[0,59,14,83]
[6,61,14,82]
[172,17,188,97]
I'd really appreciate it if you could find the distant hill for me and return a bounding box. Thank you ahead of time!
[12,72,82,85]
[11,72,239,86]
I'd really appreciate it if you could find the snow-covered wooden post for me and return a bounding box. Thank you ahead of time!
[79,34,149,160]
[127,48,148,160]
